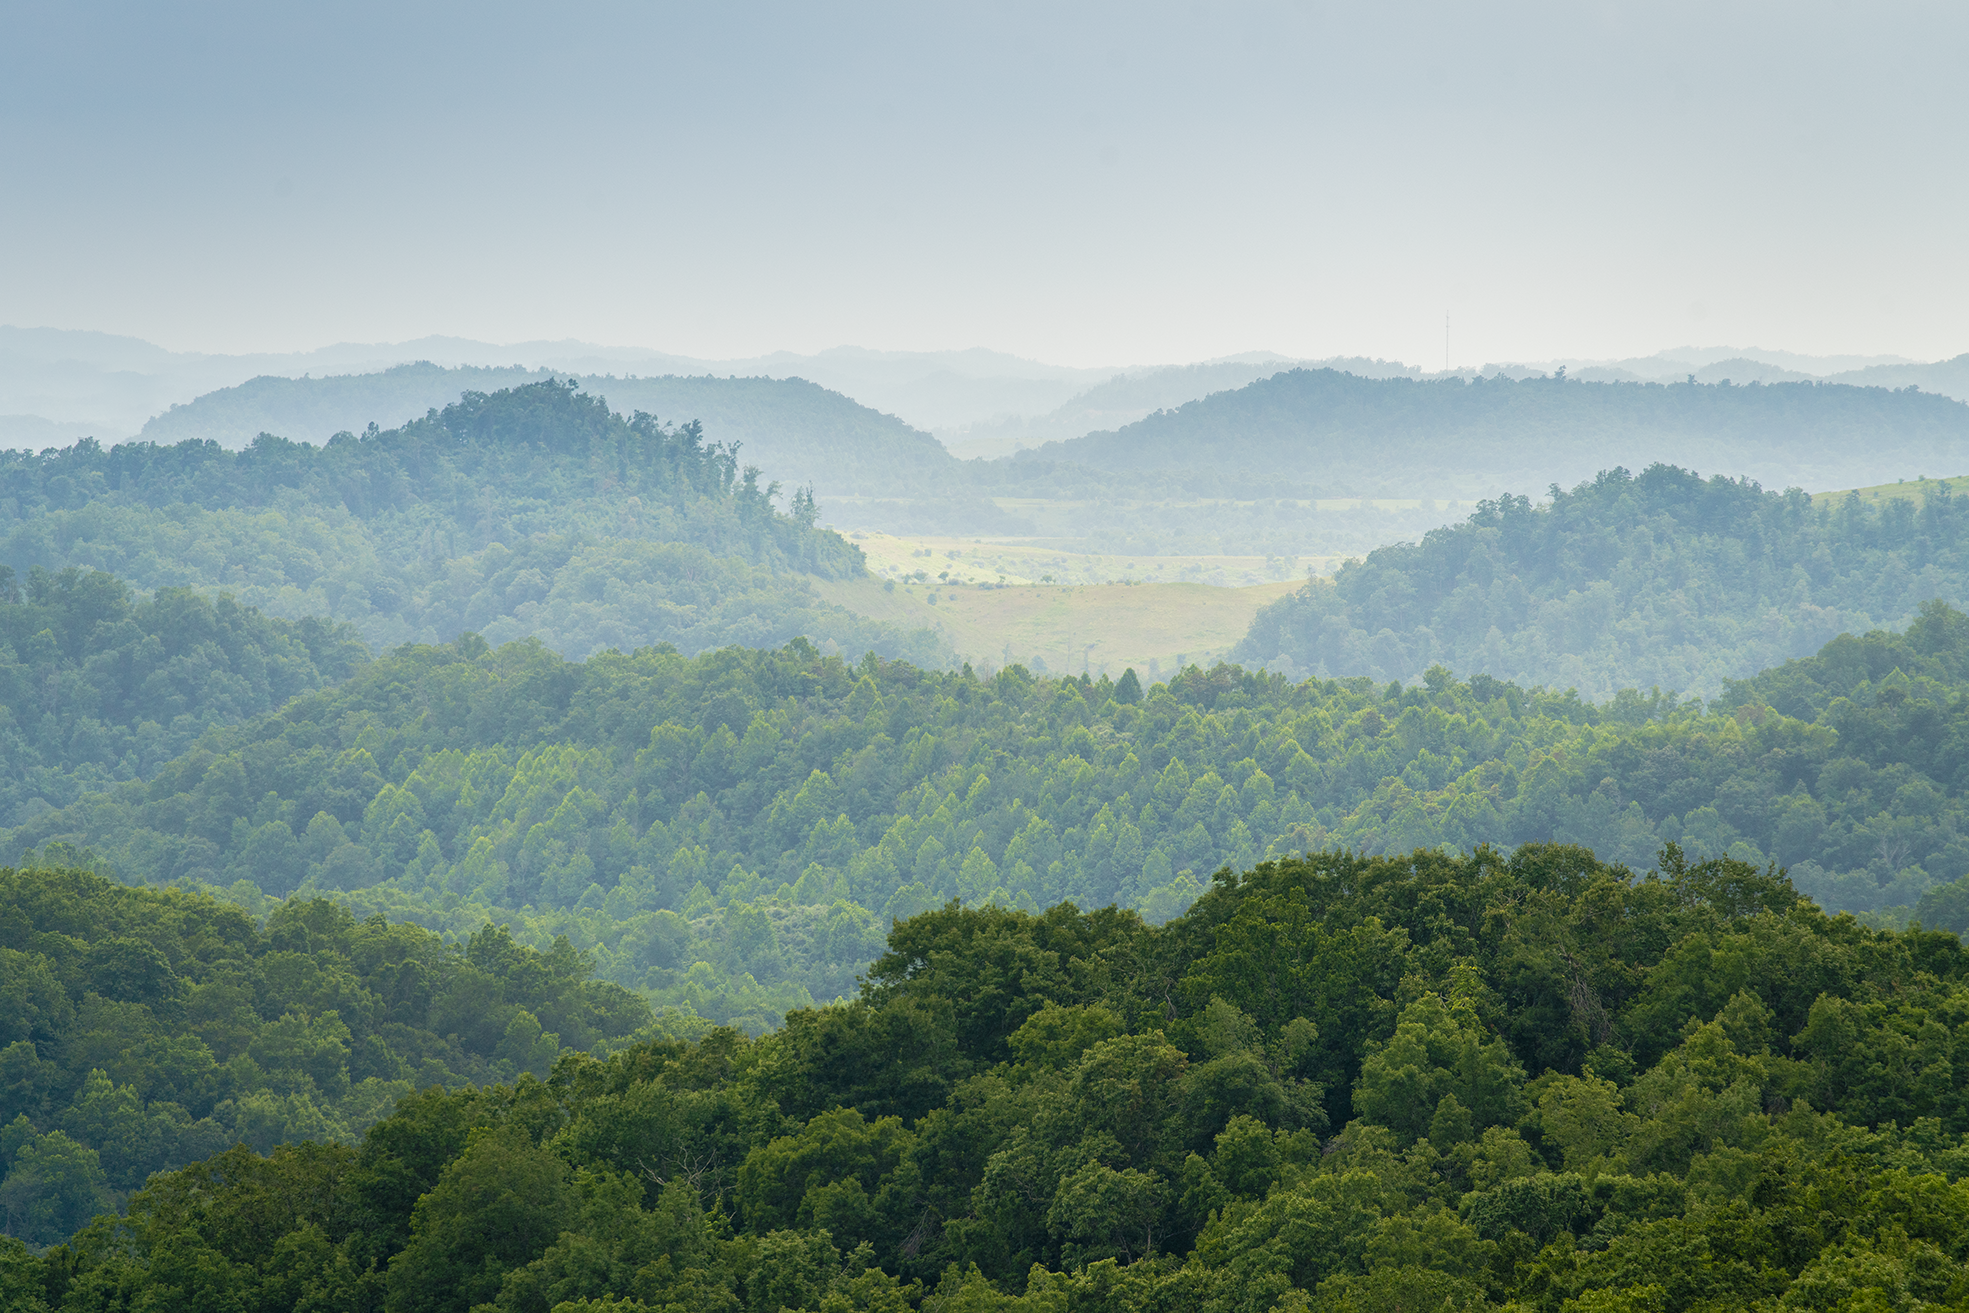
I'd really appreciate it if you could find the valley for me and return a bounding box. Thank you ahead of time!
[14,6,1969,1305]
[10,367,1969,1305]
[814,571,1303,676]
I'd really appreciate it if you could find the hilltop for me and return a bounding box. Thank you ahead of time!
[135,364,967,502]
[22,844,1969,1310]
[1234,462,1969,699]
[1017,367,1969,499]
[0,378,944,662]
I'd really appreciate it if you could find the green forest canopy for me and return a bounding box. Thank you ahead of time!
[17,845,1969,1311]
[0,378,944,665]
[0,563,371,826]
[0,865,652,1248]
[14,580,1969,1033]
[1235,463,1969,700]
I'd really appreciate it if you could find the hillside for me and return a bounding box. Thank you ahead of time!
[1826,351,1969,401]
[0,378,945,663]
[1235,463,1969,699]
[15,600,1969,1038]
[136,364,969,503]
[0,866,651,1247]
[1018,367,1969,498]
[1811,472,1969,508]
[0,567,369,826]
[118,358,1491,554]
[22,846,1969,1309]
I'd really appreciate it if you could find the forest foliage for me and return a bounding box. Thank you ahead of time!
[0,563,370,826]
[0,379,943,665]
[13,593,1969,1037]
[18,845,1969,1311]
[0,866,651,1249]
[1236,463,1969,699]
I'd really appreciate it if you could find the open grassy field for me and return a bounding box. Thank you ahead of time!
[843,529,1343,588]
[815,573,1305,678]
[1811,474,1969,507]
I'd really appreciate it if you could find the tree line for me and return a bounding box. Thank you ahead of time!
[12,589,1969,1035]
[0,380,942,664]
[1237,463,1969,699]
[0,866,653,1248]
[13,844,1969,1310]
[0,563,370,827]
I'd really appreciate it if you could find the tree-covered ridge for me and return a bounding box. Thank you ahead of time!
[138,365,969,501]
[15,608,1969,1030]
[0,865,651,1248]
[1236,463,1969,699]
[3,378,849,569]
[23,846,1969,1311]
[1017,366,1969,497]
[0,379,945,664]
[0,564,371,827]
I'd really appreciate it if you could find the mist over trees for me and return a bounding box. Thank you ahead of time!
[0,379,943,665]
[13,587,1969,1050]
[1236,463,1969,700]
[1025,368,1969,500]
[13,338,1969,1300]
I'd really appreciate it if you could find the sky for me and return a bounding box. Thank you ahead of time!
[3,1,1964,369]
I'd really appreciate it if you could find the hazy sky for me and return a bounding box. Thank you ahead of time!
[4,1,1963,368]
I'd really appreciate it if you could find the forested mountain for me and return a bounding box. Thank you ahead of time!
[137,364,968,504]
[0,379,944,664]
[19,846,1969,1311]
[14,590,1969,1035]
[0,565,370,826]
[122,358,1969,561]
[1019,368,1969,498]
[1826,351,1969,402]
[1235,463,1969,699]
[0,866,650,1247]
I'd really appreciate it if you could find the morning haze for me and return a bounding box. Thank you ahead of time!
[5,4,1969,1307]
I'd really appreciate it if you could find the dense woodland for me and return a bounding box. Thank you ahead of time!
[11,367,1969,1295]
[14,847,1969,1311]
[0,565,371,826]
[0,380,942,664]
[0,867,651,1248]
[11,581,1969,1042]
[1237,464,1969,699]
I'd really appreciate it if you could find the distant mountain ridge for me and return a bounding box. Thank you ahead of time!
[1019,367,1969,498]
[941,355,1420,457]
[0,326,1124,438]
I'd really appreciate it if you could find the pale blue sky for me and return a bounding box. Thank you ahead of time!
[3,1,1963,367]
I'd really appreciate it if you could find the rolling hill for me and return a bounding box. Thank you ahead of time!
[1016,367,1969,498]
[1233,462,1969,699]
[0,378,946,663]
